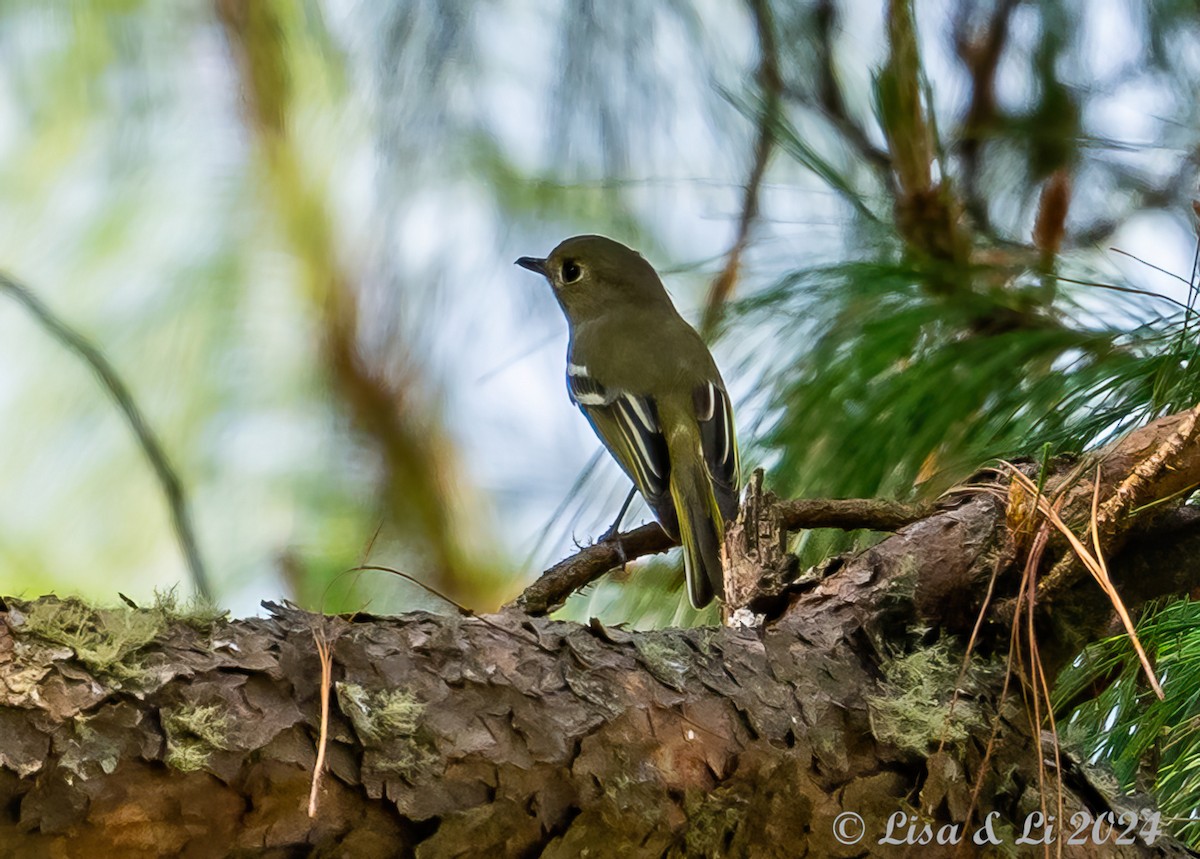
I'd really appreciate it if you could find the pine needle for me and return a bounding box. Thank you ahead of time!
[308,621,335,818]
[1005,465,1164,700]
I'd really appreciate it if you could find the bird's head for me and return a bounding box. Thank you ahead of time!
[516,235,671,322]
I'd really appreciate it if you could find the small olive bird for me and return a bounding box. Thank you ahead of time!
[516,235,740,608]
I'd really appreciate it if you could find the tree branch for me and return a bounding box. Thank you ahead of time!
[700,0,782,336]
[1037,403,1200,603]
[216,0,487,604]
[810,0,892,177]
[880,0,971,275]
[953,0,1020,232]
[0,273,211,601]
[2,452,1196,854]
[508,492,931,616]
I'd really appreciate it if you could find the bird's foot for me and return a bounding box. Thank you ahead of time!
[598,524,628,568]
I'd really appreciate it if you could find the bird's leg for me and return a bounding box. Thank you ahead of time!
[599,486,635,541]
[599,486,636,566]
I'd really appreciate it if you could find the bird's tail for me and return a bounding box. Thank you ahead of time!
[668,430,727,609]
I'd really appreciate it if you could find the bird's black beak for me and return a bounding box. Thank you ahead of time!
[515,256,548,277]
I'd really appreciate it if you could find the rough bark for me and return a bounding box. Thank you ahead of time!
[2,414,1200,857]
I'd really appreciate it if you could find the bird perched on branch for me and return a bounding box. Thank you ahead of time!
[517,235,740,608]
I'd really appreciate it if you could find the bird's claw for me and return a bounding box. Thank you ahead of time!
[599,525,628,568]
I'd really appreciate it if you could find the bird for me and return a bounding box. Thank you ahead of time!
[516,235,740,608]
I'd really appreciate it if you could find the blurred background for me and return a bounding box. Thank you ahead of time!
[0,0,1197,629]
[6,0,1200,837]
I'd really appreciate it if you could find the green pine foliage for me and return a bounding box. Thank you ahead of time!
[1056,598,1200,844]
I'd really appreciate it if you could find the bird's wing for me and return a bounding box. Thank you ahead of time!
[567,365,677,536]
[693,380,740,522]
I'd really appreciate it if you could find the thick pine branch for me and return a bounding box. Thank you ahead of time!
[2,406,1200,854]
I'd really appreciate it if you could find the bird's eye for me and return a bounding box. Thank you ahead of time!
[561,260,582,283]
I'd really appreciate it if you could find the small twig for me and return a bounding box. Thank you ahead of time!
[778,496,930,532]
[0,272,212,600]
[880,0,970,273]
[510,522,673,616]
[509,496,931,616]
[952,0,1019,231]
[1070,144,1200,247]
[881,0,935,200]
[700,0,781,336]
[345,565,542,647]
[810,0,892,177]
